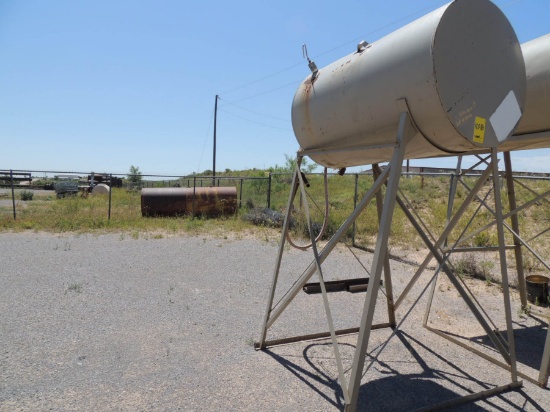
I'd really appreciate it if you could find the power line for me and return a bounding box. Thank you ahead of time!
[218,97,289,123]
[220,62,304,96]
[310,0,449,60]
[218,108,292,132]
[219,0,449,98]
[230,80,302,104]
[196,108,215,173]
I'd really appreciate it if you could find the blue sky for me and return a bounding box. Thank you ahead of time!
[0,0,548,176]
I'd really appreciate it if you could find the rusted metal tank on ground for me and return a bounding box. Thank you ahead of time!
[291,0,526,168]
[141,187,237,217]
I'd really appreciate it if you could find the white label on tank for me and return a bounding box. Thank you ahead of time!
[490,90,522,142]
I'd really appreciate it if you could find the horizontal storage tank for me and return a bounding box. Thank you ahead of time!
[291,0,526,168]
[92,183,110,195]
[141,187,237,217]
[499,34,550,152]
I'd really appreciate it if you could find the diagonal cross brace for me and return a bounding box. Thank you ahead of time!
[395,194,512,364]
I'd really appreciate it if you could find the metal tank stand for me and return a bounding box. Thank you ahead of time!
[255,159,394,347]
[421,151,550,388]
[257,104,415,407]
[503,151,528,308]
[396,151,520,377]
[352,152,522,412]
[257,104,521,411]
[504,149,550,388]
[344,110,413,410]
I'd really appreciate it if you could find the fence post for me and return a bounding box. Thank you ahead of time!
[10,169,16,220]
[192,176,196,217]
[108,174,112,221]
[352,173,358,246]
[239,179,243,208]
[267,173,272,209]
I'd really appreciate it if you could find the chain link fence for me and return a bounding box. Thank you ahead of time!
[0,169,275,224]
[3,168,550,250]
[0,169,382,232]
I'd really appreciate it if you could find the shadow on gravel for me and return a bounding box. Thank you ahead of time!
[262,345,346,410]
[399,331,547,412]
[355,331,488,411]
[260,330,547,411]
[470,320,549,371]
[356,376,481,412]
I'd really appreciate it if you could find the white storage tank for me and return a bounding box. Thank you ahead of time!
[500,34,550,152]
[291,0,526,168]
[92,183,110,195]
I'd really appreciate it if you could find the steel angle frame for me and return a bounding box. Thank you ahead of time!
[381,148,521,411]
[418,151,516,364]
[257,156,392,348]
[393,161,495,312]
[503,152,527,308]
[258,107,522,411]
[372,166,397,328]
[422,151,550,388]
[257,103,417,410]
[503,151,550,388]
[346,149,522,408]
[439,153,550,279]
[295,154,351,402]
[345,108,414,410]
[415,150,519,371]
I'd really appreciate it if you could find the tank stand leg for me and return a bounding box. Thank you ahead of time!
[346,108,415,411]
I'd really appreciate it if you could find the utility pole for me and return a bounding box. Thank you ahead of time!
[213,94,218,186]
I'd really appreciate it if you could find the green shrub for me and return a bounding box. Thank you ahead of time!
[20,190,34,201]
[474,231,495,247]
[453,254,478,277]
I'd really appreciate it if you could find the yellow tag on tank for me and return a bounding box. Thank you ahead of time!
[473,117,486,144]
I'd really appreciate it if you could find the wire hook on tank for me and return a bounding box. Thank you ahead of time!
[302,44,318,80]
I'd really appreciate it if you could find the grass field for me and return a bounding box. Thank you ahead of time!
[2,173,550,266]
[2,171,550,301]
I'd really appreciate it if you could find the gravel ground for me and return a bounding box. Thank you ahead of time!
[1,232,549,411]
